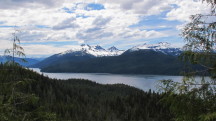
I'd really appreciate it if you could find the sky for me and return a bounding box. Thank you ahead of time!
[0,0,211,57]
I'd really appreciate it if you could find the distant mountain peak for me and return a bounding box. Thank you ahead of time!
[108,46,119,52]
[81,44,85,46]
[130,42,176,50]
[94,45,105,51]
[59,44,124,57]
[128,42,181,56]
[81,44,89,46]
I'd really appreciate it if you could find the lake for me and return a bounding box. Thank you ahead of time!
[31,68,185,91]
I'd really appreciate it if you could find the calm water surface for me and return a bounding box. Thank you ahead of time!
[31,68,184,91]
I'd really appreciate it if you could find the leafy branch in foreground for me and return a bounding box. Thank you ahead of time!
[160,0,216,121]
[4,27,26,65]
[181,0,216,79]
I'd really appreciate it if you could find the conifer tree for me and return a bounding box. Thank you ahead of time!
[4,27,26,65]
[160,0,216,120]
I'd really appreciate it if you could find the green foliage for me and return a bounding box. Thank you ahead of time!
[0,64,56,121]
[181,0,216,78]
[160,79,216,121]
[160,1,216,120]
[0,64,172,121]
[199,112,216,121]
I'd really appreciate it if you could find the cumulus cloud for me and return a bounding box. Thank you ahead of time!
[0,40,13,53]
[100,0,172,15]
[166,0,211,22]
[53,17,80,30]
[92,16,112,26]
[0,0,66,9]
[0,0,210,56]
[76,27,113,41]
[118,28,167,40]
[21,44,72,56]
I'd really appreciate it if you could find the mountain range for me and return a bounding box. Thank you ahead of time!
[60,44,124,57]
[0,56,42,67]
[31,42,190,75]
[128,42,182,56]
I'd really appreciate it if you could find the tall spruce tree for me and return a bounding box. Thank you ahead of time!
[160,0,216,121]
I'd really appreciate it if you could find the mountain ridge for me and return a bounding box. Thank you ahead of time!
[127,42,182,56]
[0,56,41,67]
[31,42,186,75]
[41,49,185,75]
[59,44,124,57]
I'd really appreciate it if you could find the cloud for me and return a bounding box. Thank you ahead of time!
[18,30,47,42]
[21,44,75,56]
[0,40,13,54]
[53,17,80,30]
[1,0,208,57]
[166,0,211,22]
[118,28,167,40]
[85,27,102,33]
[92,16,112,26]
[0,1,170,35]
[0,0,66,9]
[101,0,172,15]
[76,27,113,41]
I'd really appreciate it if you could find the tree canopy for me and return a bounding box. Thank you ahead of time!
[160,0,216,120]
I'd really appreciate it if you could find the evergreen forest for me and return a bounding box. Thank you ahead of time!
[0,63,172,121]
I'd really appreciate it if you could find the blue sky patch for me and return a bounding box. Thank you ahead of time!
[0,21,5,24]
[63,7,75,13]
[76,14,89,18]
[129,11,182,34]
[85,3,105,11]
[130,11,182,29]
[0,25,15,28]
[170,4,179,9]
[36,25,50,29]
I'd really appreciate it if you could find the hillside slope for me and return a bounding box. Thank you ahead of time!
[0,64,171,121]
[41,50,184,75]
[31,44,124,68]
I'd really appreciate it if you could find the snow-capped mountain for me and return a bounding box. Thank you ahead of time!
[59,44,124,57]
[128,42,182,56]
[108,46,119,52]
[32,44,124,68]
[32,42,183,69]
[41,42,185,74]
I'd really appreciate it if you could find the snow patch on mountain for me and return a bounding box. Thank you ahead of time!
[58,42,182,57]
[108,46,119,52]
[59,44,124,57]
[129,42,182,56]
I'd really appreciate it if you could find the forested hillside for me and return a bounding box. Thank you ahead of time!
[41,50,186,75]
[31,51,94,68]
[0,63,172,121]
